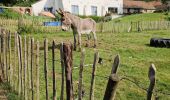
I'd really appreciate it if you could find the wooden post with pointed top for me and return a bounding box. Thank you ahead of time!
[52,40,56,100]
[60,42,64,100]
[89,52,99,100]
[103,54,120,100]
[14,32,17,91]
[31,38,34,100]
[8,31,12,86]
[17,35,23,96]
[44,39,48,100]
[63,43,74,100]
[36,41,40,100]
[24,36,28,100]
[147,64,156,100]
[78,49,85,100]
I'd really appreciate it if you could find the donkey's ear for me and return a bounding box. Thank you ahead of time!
[56,9,62,15]
[59,8,64,14]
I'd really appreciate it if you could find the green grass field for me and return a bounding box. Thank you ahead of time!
[112,13,170,23]
[18,29,170,100]
[1,12,170,100]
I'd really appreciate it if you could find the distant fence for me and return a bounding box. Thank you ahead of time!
[0,17,61,33]
[96,20,170,33]
[0,17,170,33]
[1,28,170,100]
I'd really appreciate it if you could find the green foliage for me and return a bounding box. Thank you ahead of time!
[14,1,33,7]
[79,15,104,22]
[18,24,34,34]
[0,9,20,19]
[1,0,37,6]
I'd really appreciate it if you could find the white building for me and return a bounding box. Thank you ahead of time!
[32,0,123,16]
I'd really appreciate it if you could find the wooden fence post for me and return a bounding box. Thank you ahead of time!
[147,64,156,100]
[17,35,23,96]
[89,52,99,100]
[111,55,120,74]
[2,31,5,80]
[52,40,56,100]
[60,42,64,100]
[31,38,34,100]
[44,39,49,100]
[36,41,40,100]
[103,54,120,100]
[63,43,74,100]
[5,31,8,82]
[8,31,11,83]
[0,32,1,81]
[24,36,28,100]
[78,49,85,100]
[14,32,17,91]
[28,37,31,100]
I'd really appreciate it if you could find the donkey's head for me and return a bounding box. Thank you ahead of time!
[56,8,72,31]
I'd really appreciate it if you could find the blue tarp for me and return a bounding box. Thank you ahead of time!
[44,21,61,26]
[0,7,4,13]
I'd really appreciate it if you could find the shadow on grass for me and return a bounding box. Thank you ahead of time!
[145,44,151,47]
[0,82,20,100]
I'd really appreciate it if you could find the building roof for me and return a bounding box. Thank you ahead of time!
[123,0,165,10]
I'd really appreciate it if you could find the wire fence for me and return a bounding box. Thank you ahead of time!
[0,28,170,100]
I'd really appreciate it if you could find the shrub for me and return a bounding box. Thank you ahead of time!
[0,9,20,19]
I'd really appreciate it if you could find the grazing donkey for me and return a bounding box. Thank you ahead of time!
[56,8,97,51]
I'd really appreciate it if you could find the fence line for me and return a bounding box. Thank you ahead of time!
[0,17,170,33]
[0,28,170,100]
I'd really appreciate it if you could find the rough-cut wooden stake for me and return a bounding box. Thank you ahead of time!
[17,35,23,96]
[44,39,48,100]
[36,41,39,100]
[111,55,120,74]
[28,37,31,99]
[63,43,74,100]
[78,49,85,100]
[52,40,56,100]
[14,32,17,91]
[31,38,34,100]
[103,54,120,100]
[24,36,28,100]
[89,52,99,100]
[8,32,12,86]
[0,33,1,80]
[2,32,5,80]
[5,32,8,82]
[103,74,120,100]
[147,64,156,100]
[60,42,64,100]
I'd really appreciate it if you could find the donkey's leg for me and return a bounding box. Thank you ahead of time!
[73,33,77,51]
[92,32,97,48]
[86,34,90,47]
[78,33,82,51]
